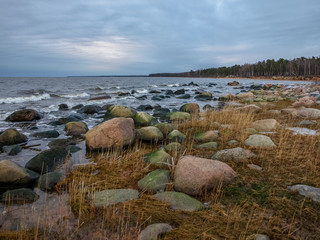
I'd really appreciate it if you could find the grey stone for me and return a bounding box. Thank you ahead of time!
[139,223,173,240]
[3,144,22,156]
[138,169,170,193]
[244,134,276,148]
[88,189,139,207]
[2,188,39,204]
[211,147,255,161]
[288,184,320,202]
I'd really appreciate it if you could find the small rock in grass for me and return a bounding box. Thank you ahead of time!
[144,149,171,167]
[247,164,263,171]
[211,147,255,161]
[138,169,170,193]
[139,223,173,240]
[244,134,276,148]
[288,184,320,202]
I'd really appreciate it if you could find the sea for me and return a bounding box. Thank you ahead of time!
[0,76,307,166]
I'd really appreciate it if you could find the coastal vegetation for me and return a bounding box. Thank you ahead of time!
[150,56,320,80]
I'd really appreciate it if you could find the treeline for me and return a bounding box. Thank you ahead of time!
[150,56,320,78]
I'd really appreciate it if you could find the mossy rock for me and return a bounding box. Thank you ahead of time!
[133,112,157,126]
[87,189,139,207]
[166,112,191,122]
[167,130,186,143]
[138,169,170,193]
[164,142,183,153]
[195,142,218,149]
[154,123,174,136]
[105,105,137,119]
[137,126,164,142]
[31,130,60,139]
[194,130,219,143]
[144,149,171,167]
[153,191,204,211]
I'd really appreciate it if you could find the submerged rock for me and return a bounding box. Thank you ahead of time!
[88,189,139,207]
[5,109,41,122]
[138,169,170,193]
[174,156,237,196]
[194,92,212,101]
[0,128,28,145]
[153,191,204,211]
[244,134,276,148]
[85,118,135,150]
[77,105,102,114]
[3,144,22,156]
[139,223,173,240]
[31,130,60,139]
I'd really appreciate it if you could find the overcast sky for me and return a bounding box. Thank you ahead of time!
[0,0,319,76]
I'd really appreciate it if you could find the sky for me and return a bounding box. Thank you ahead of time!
[0,0,319,77]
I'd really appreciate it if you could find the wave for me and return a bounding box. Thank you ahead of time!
[59,92,90,98]
[136,89,148,94]
[0,93,51,104]
[167,83,180,87]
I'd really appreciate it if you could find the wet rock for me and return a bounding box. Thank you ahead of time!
[3,144,22,156]
[138,169,170,193]
[174,89,185,95]
[144,149,171,167]
[288,184,320,202]
[165,90,174,95]
[174,155,237,196]
[134,112,157,126]
[180,103,200,114]
[58,104,69,110]
[203,104,215,111]
[25,148,69,174]
[194,92,212,101]
[167,130,186,143]
[136,95,148,100]
[227,81,239,86]
[89,95,111,101]
[106,105,137,119]
[66,145,81,153]
[0,128,28,145]
[117,91,130,96]
[88,189,139,207]
[65,121,88,136]
[149,90,161,94]
[176,94,191,99]
[31,130,60,139]
[137,126,163,142]
[37,172,64,192]
[151,95,164,101]
[164,142,183,153]
[5,109,41,122]
[136,104,153,111]
[194,130,219,143]
[72,104,84,109]
[153,191,204,211]
[48,138,75,150]
[195,142,218,149]
[0,160,39,189]
[139,223,173,240]
[166,112,191,122]
[2,188,39,204]
[153,108,171,120]
[77,105,102,114]
[211,147,255,161]
[251,119,279,132]
[244,134,276,148]
[85,118,135,150]
[154,123,174,136]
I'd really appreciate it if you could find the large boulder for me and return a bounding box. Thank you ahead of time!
[85,118,135,150]
[133,112,157,126]
[174,156,237,196]
[0,160,39,189]
[139,223,173,240]
[251,119,279,132]
[87,189,139,207]
[137,126,163,142]
[5,109,41,122]
[244,134,276,148]
[194,130,219,143]
[0,128,27,145]
[211,147,255,161]
[106,105,137,118]
[65,121,88,136]
[153,191,204,211]
[138,169,170,193]
[25,148,69,173]
[180,103,200,114]
[2,188,39,204]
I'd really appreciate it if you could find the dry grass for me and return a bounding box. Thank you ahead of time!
[2,100,320,239]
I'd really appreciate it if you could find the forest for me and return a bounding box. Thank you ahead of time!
[149,56,320,79]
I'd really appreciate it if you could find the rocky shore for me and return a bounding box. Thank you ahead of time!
[0,80,320,239]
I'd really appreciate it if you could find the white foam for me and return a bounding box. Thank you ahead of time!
[41,105,58,113]
[0,93,51,104]
[59,92,90,98]
[136,89,148,94]
[167,83,179,87]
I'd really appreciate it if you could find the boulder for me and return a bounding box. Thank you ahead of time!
[77,105,102,114]
[251,119,278,132]
[134,112,157,126]
[25,148,69,173]
[37,172,64,192]
[174,155,237,196]
[154,123,174,136]
[2,188,39,204]
[211,147,255,161]
[87,189,139,207]
[0,160,39,189]
[180,103,200,114]
[138,169,170,193]
[153,191,204,211]
[194,130,219,142]
[144,149,171,167]
[166,112,191,122]
[65,121,88,136]
[0,128,28,145]
[288,184,320,202]
[137,126,163,142]
[167,130,186,143]
[139,223,173,240]
[5,109,41,122]
[106,105,137,118]
[31,130,60,138]
[3,144,22,156]
[85,118,135,150]
[195,142,218,149]
[244,134,276,148]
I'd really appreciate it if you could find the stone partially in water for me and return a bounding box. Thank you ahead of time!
[0,128,28,145]
[5,109,41,122]
[106,105,137,119]
[3,144,22,156]
[31,130,60,139]
[65,121,88,136]
[180,103,200,114]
